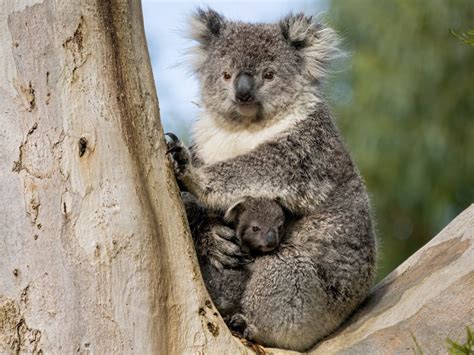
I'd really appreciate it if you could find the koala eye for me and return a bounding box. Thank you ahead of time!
[223,72,232,81]
[251,226,260,232]
[263,71,275,81]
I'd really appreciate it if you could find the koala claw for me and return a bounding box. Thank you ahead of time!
[165,132,180,153]
[164,132,179,142]
[165,132,190,177]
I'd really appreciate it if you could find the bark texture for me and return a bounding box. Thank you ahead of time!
[1,1,472,354]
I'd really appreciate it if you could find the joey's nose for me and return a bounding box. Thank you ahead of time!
[234,73,255,103]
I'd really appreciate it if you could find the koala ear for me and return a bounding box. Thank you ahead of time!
[187,7,225,72]
[280,13,314,49]
[189,7,225,47]
[280,13,341,81]
[224,197,251,223]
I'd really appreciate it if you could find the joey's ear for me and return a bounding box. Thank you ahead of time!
[189,7,225,47]
[224,197,252,223]
[280,13,341,81]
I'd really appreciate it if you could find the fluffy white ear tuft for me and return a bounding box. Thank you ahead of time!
[280,13,342,81]
[187,7,225,72]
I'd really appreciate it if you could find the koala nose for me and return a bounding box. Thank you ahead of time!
[234,73,255,103]
[265,230,278,249]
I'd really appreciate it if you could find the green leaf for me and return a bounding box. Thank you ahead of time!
[449,28,474,45]
[446,327,474,354]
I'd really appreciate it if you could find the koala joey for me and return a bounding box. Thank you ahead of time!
[225,196,285,255]
[181,193,284,319]
[167,8,377,351]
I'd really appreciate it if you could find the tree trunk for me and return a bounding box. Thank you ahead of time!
[0,1,248,353]
[1,1,472,354]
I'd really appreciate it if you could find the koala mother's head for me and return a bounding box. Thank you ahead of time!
[188,8,339,128]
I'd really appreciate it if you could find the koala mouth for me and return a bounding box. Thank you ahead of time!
[235,101,259,117]
[259,247,275,253]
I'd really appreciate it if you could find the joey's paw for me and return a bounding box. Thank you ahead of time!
[165,132,191,178]
[203,225,253,270]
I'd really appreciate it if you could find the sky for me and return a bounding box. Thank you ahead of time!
[142,0,328,137]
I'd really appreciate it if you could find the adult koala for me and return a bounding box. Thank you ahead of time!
[167,8,376,351]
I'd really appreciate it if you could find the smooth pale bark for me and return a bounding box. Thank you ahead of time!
[0,1,248,353]
[1,1,472,354]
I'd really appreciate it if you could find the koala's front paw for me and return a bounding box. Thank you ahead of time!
[201,224,253,270]
[229,313,257,341]
[165,132,191,179]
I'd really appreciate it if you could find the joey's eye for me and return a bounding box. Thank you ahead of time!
[223,72,232,81]
[252,226,260,232]
[263,71,275,81]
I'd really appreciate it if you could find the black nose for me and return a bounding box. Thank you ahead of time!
[234,73,255,103]
[265,230,278,249]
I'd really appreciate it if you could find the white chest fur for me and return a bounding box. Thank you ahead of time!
[193,112,303,164]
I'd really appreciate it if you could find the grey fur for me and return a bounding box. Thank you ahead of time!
[169,8,376,351]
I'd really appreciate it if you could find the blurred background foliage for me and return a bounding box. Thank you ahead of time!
[327,0,474,279]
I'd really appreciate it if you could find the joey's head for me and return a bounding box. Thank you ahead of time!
[188,8,340,128]
[225,197,285,255]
